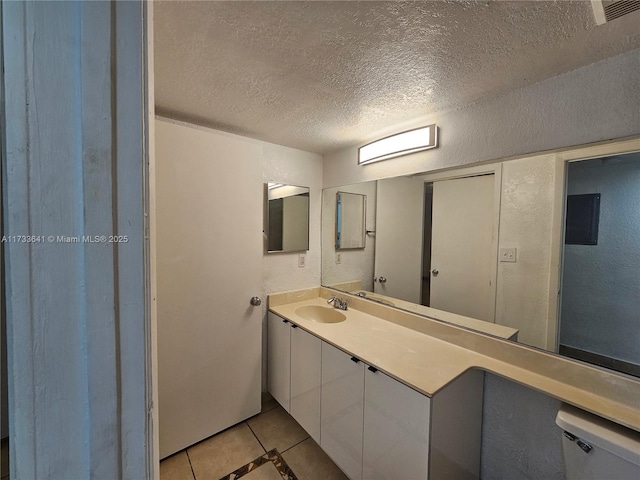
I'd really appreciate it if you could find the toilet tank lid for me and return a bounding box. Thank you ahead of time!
[556,404,640,466]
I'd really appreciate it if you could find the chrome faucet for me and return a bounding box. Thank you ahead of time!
[327,296,348,311]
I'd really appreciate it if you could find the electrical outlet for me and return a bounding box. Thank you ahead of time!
[335,253,341,264]
[500,247,517,263]
[298,254,306,268]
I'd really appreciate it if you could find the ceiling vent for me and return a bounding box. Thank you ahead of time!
[591,0,640,24]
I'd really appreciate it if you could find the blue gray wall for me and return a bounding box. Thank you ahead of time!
[481,373,564,480]
[560,154,640,365]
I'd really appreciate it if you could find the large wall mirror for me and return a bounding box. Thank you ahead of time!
[266,183,310,253]
[321,145,640,379]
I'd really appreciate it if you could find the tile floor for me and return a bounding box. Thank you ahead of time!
[160,393,348,480]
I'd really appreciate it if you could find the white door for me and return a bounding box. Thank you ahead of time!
[430,175,496,322]
[156,120,263,458]
[374,177,425,303]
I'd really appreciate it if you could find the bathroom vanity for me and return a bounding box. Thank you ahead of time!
[267,287,640,480]
[268,289,511,479]
[268,308,483,480]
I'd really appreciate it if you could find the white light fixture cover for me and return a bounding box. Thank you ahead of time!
[358,124,438,165]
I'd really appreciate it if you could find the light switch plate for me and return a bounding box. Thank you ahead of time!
[298,254,306,268]
[335,253,341,264]
[500,247,517,263]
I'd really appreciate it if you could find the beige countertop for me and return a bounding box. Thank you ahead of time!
[268,287,640,432]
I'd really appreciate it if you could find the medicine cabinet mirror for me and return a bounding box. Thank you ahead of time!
[266,183,310,253]
[336,192,366,250]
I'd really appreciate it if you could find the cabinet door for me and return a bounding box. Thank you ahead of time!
[321,342,365,480]
[267,312,291,412]
[363,368,431,480]
[290,326,322,442]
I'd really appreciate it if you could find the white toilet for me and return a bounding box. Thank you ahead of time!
[556,403,640,479]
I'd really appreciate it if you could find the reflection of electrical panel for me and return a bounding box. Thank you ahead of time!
[565,194,600,245]
[500,247,517,263]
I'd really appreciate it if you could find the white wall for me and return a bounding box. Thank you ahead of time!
[321,182,377,291]
[261,138,323,389]
[560,154,640,364]
[496,155,559,349]
[323,48,640,188]
[261,143,323,293]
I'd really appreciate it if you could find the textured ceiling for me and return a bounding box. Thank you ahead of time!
[154,1,640,154]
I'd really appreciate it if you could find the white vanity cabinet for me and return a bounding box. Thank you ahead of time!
[268,311,483,480]
[267,311,291,411]
[290,324,322,443]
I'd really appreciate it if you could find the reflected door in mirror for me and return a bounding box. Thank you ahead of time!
[430,175,496,322]
[374,177,424,303]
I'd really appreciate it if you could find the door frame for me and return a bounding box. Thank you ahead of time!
[1,2,158,477]
[550,137,640,352]
[146,2,160,474]
[413,164,502,322]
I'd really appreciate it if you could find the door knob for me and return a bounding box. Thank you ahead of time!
[431,269,439,276]
[250,296,262,306]
[378,276,387,284]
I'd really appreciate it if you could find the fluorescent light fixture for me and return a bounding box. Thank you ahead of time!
[358,124,438,165]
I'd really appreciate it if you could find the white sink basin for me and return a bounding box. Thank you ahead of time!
[295,305,347,324]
